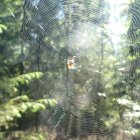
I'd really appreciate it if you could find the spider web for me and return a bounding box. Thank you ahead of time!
[17,0,140,139]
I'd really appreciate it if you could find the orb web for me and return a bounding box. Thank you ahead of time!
[18,0,140,139]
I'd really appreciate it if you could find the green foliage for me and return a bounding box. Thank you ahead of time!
[10,72,43,85]
[0,0,57,139]
[0,70,56,130]
[0,131,46,140]
[0,95,57,130]
[0,24,7,33]
[9,72,44,93]
[19,132,45,140]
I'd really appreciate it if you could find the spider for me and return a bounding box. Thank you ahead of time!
[67,57,76,70]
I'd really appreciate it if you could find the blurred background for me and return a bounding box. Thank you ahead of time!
[0,0,140,139]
